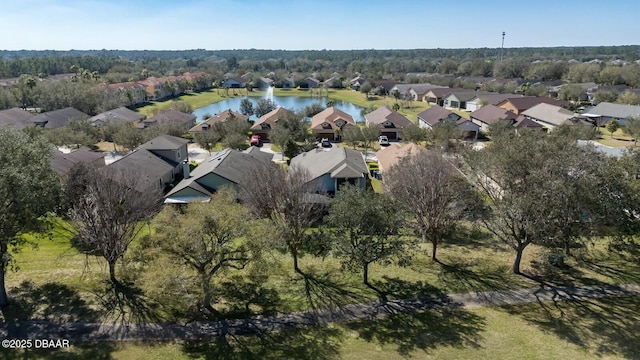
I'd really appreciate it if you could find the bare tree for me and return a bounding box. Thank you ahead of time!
[67,165,163,284]
[384,151,480,261]
[239,163,325,275]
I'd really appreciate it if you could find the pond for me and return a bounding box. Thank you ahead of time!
[192,96,366,122]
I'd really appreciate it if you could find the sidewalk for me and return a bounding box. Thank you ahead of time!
[1,283,638,341]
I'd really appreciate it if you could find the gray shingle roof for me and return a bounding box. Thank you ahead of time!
[582,102,640,119]
[109,148,175,189]
[90,107,146,125]
[0,107,35,129]
[289,147,368,181]
[50,147,105,176]
[144,109,196,126]
[139,135,189,151]
[32,107,88,129]
[522,103,577,126]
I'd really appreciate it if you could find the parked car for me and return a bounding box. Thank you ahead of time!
[378,135,390,146]
[320,138,332,148]
[250,134,261,147]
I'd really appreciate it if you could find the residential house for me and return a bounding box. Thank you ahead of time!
[324,76,343,89]
[350,75,366,91]
[497,96,569,115]
[250,106,291,140]
[304,77,321,89]
[374,80,396,96]
[222,76,246,89]
[164,147,273,203]
[549,82,598,102]
[581,102,640,126]
[424,87,461,106]
[257,77,274,89]
[109,135,189,191]
[417,105,461,129]
[0,107,35,129]
[375,143,426,177]
[106,81,148,105]
[364,106,413,140]
[188,109,249,136]
[289,147,368,195]
[89,107,146,128]
[141,109,197,131]
[512,115,543,135]
[522,103,579,131]
[32,107,89,129]
[281,77,295,89]
[469,104,519,132]
[465,93,522,112]
[139,77,173,100]
[408,84,443,102]
[443,91,494,111]
[51,147,105,179]
[311,107,356,140]
[455,119,481,140]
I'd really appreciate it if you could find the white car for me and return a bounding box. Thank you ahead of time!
[378,135,390,146]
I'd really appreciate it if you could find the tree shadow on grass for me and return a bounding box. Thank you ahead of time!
[0,281,117,359]
[181,325,343,360]
[92,280,163,335]
[345,302,485,357]
[500,295,640,359]
[436,256,524,294]
[211,275,283,319]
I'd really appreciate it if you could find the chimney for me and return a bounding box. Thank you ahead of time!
[182,159,190,179]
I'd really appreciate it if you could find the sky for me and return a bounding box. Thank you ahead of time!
[0,0,638,51]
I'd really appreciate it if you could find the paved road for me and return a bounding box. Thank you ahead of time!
[1,283,638,341]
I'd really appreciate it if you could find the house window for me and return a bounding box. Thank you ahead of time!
[322,122,332,129]
[176,150,181,161]
[383,121,393,128]
[451,101,459,108]
[335,120,345,128]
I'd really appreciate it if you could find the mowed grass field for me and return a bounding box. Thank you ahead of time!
[3,217,640,359]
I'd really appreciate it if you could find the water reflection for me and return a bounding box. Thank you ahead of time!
[192,96,365,122]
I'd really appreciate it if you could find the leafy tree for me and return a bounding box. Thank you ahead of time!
[429,120,463,151]
[400,123,428,143]
[221,133,248,150]
[254,99,277,118]
[0,127,60,306]
[67,165,162,284]
[239,98,254,116]
[551,123,599,141]
[194,130,221,153]
[623,116,640,146]
[465,131,609,273]
[45,117,100,148]
[341,125,361,149]
[558,84,585,102]
[616,91,640,105]
[151,190,257,317]
[385,151,480,261]
[606,119,620,139]
[239,164,325,274]
[170,100,193,114]
[360,82,372,100]
[113,123,145,152]
[391,102,401,111]
[361,124,380,154]
[594,90,618,104]
[392,89,400,102]
[302,103,325,118]
[326,185,408,285]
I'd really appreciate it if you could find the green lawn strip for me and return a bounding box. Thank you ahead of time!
[46,296,637,360]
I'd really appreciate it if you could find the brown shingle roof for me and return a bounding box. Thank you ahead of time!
[376,143,426,173]
[470,105,518,125]
[417,106,460,127]
[311,107,356,130]
[250,107,291,131]
[189,109,248,133]
[497,96,568,112]
[144,109,196,126]
[365,106,412,128]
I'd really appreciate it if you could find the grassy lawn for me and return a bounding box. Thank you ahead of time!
[135,89,227,118]
[17,296,637,359]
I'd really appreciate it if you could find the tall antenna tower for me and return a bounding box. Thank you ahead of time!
[501,32,506,62]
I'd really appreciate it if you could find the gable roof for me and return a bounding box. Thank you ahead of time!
[89,107,146,125]
[512,115,543,129]
[109,148,175,190]
[425,87,463,98]
[311,107,356,130]
[445,91,495,103]
[250,106,291,131]
[581,102,640,119]
[522,103,577,126]
[290,147,368,181]
[0,107,35,129]
[409,83,443,95]
[189,109,248,133]
[469,104,518,125]
[497,96,568,112]
[165,148,272,199]
[32,107,88,129]
[139,134,189,151]
[364,106,412,128]
[50,147,105,176]
[375,143,426,173]
[143,109,196,126]
[468,93,522,105]
[417,106,460,127]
